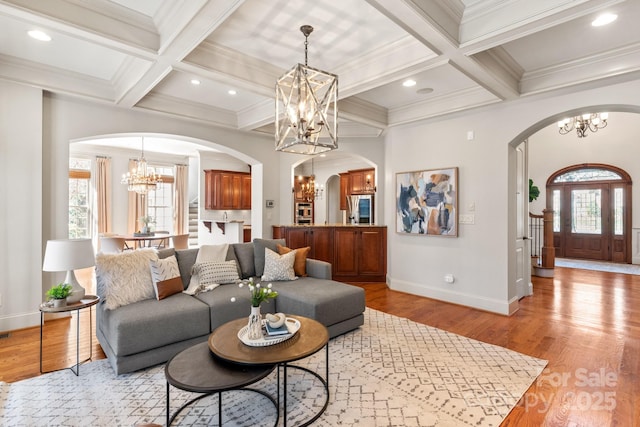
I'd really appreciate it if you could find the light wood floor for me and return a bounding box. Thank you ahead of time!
[1,266,638,425]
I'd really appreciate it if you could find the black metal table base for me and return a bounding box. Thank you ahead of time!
[278,343,330,427]
[39,307,94,376]
[166,385,279,427]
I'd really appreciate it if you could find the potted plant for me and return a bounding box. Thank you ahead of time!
[46,283,73,307]
[529,179,540,203]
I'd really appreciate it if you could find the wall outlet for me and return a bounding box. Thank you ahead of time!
[444,274,455,283]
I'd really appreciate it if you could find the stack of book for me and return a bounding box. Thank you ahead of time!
[263,322,292,340]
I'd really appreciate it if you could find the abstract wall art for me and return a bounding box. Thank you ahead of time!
[396,167,458,236]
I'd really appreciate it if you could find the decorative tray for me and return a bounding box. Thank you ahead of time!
[238,317,300,347]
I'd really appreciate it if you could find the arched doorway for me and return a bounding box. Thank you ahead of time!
[546,163,632,263]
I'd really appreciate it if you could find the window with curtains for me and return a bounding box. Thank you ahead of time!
[69,158,92,238]
[146,165,174,233]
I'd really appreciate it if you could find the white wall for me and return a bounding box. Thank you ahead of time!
[385,78,640,315]
[0,82,43,331]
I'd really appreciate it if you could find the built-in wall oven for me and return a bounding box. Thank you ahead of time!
[295,202,313,224]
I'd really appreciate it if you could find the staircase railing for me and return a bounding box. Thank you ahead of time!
[529,209,555,273]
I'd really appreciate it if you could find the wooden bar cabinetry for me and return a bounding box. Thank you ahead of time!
[272,225,386,282]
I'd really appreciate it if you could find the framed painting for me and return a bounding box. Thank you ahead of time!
[396,167,458,236]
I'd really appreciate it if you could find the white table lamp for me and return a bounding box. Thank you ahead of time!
[43,239,96,303]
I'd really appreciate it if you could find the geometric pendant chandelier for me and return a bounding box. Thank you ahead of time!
[276,25,338,155]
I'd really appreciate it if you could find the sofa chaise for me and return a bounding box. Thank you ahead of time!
[95,238,366,375]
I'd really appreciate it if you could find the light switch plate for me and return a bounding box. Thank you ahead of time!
[459,214,475,224]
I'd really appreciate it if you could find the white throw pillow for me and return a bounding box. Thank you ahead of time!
[186,244,230,292]
[261,248,296,281]
[149,256,182,300]
[195,260,239,285]
[96,249,158,310]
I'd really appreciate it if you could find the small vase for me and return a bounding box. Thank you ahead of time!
[53,298,67,308]
[247,305,263,340]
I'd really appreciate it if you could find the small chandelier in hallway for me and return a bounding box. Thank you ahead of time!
[558,113,608,138]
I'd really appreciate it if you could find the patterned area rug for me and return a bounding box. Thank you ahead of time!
[0,309,547,426]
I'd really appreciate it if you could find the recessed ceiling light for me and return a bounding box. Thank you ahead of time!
[402,79,417,87]
[228,89,237,95]
[417,87,434,95]
[190,79,201,85]
[27,30,51,42]
[592,13,617,27]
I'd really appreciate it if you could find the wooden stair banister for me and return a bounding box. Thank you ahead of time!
[529,210,555,277]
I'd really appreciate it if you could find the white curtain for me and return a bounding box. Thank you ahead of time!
[173,164,188,234]
[96,156,112,234]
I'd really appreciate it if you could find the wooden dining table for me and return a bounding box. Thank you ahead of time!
[115,233,175,249]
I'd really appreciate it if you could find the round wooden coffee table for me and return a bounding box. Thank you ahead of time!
[208,315,330,427]
[164,341,278,426]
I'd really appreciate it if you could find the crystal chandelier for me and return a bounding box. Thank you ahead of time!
[121,137,161,194]
[558,113,608,138]
[276,25,338,155]
[297,159,323,201]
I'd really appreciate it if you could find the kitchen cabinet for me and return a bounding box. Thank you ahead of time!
[204,170,251,210]
[349,168,375,195]
[339,173,349,211]
[272,225,386,282]
[333,226,386,282]
[272,226,333,264]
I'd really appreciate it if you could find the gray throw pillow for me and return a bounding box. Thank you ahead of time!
[232,242,255,279]
[253,238,286,277]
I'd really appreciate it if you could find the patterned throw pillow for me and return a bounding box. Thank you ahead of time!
[261,248,296,281]
[277,244,310,276]
[192,260,240,287]
[149,256,183,300]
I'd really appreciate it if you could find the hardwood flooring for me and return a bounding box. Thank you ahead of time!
[1,266,638,425]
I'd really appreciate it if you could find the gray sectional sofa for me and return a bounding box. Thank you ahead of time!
[95,239,366,375]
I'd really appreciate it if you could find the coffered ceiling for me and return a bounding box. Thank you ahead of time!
[1,0,639,139]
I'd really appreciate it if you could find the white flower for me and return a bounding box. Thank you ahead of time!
[230,297,236,302]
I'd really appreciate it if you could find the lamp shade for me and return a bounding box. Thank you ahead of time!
[43,239,95,272]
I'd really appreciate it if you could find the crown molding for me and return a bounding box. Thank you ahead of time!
[520,42,640,95]
[135,92,238,128]
[388,86,499,126]
[0,53,114,101]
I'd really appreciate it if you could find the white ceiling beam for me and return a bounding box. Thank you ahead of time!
[366,0,520,100]
[118,0,246,108]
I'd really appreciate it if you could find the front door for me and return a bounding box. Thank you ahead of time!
[548,164,631,263]
[562,183,609,260]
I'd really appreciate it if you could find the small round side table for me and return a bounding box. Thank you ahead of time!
[39,294,100,376]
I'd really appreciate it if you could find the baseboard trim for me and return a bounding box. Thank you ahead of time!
[0,311,40,333]
[389,278,513,315]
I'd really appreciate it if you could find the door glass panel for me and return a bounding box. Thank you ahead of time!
[553,190,561,232]
[614,188,623,235]
[554,169,621,182]
[571,189,601,234]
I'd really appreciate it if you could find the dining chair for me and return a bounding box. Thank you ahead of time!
[151,231,171,249]
[171,234,190,250]
[100,237,126,254]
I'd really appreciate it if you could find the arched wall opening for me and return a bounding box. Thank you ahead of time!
[507,104,640,307]
[69,132,264,243]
